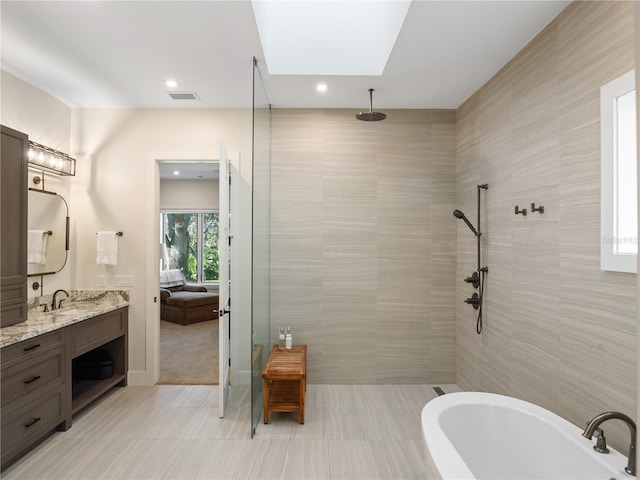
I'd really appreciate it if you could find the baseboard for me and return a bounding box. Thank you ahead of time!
[129,368,250,386]
[233,369,251,385]
[128,370,155,386]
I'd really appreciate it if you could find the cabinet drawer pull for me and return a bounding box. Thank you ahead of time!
[24,417,41,428]
[23,344,41,352]
[24,375,41,385]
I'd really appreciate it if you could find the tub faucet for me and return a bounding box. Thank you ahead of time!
[582,411,636,475]
[51,289,69,310]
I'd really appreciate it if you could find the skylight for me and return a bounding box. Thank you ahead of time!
[251,0,411,76]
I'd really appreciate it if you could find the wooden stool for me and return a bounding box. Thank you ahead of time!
[262,344,307,424]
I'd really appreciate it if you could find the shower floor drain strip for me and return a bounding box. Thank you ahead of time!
[433,386,446,396]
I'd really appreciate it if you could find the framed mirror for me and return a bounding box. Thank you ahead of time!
[27,188,69,276]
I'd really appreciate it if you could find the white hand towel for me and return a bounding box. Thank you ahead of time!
[96,231,118,265]
[28,230,47,264]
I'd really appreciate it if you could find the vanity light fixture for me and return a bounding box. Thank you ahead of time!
[27,141,76,176]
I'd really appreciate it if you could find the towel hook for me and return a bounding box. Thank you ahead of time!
[531,203,544,214]
[515,206,527,216]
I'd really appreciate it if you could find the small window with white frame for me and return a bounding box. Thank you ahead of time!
[601,70,637,273]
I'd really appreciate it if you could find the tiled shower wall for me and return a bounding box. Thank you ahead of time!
[270,109,457,384]
[456,1,636,451]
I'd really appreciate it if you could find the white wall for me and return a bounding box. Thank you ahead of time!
[1,71,71,151]
[160,179,219,210]
[69,108,253,384]
[1,71,254,385]
[1,70,73,298]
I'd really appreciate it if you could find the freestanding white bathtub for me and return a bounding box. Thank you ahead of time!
[421,392,632,480]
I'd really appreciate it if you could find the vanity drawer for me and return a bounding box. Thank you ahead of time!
[1,384,65,467]
[1,347,65,408]
[1,329,65,368]
[70,308,126,357]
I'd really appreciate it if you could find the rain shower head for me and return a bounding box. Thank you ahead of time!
[356,89,387,122]
[453,209,478,236]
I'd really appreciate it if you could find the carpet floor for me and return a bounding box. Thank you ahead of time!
[159,319,219,385]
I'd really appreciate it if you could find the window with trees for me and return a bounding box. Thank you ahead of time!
[161,211,219,282]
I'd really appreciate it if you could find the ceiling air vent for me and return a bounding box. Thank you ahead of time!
[168,91,200,100]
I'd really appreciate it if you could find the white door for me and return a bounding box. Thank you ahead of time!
[218,144,231,417]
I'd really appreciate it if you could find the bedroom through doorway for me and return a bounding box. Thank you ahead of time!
[157,161,220,385]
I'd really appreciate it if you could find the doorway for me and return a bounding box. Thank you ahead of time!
[157,160,220,385]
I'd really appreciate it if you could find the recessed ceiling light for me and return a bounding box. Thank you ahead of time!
[173,170,180,176]
[316,84,327,92]
[165,79,178,88]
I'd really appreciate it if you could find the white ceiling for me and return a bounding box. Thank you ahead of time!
[1,1,570,110]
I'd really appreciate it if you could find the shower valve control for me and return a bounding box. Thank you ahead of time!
[464,293,480,310]
[464,271,479,288]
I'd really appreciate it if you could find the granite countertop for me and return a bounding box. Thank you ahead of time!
[0,290,130,348]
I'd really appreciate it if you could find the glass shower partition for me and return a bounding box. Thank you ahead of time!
[251,57,272,437]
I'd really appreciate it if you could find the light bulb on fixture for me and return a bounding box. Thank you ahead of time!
[27,141,76,176]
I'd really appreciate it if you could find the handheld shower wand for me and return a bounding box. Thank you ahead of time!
[453,184,489,334]
[452,209,478,236]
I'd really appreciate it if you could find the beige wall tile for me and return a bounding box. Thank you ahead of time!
[456,0,637,453]
[269,3,635,455]
[271,108,457,384]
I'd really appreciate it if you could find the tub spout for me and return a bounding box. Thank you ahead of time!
[582,411,636,475]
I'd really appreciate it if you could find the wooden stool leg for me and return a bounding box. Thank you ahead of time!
[299,378,305,424]
[263,378,269,424]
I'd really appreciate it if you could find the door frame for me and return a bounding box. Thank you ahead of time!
[144,152,238,385]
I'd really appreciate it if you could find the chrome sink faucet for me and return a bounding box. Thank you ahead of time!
[582,411,636,475]
[51,289,69,311]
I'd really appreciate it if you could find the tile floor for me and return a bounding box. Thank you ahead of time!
[2,383,461,479]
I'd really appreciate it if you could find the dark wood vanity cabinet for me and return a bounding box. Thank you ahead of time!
[1,125,28,327]
[69,308,128,415]
[0,330,67,468]
[0,307,128,469]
